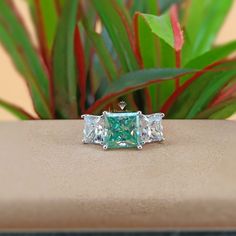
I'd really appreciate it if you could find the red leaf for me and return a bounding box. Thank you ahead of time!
[160,60,229,114]
[34,0,51,70]
[54,0,62,15]
[85,70,192,114]
[74,27,86,113]
[170,5,184,52]
[5,0,54,117]
[133,12,144,68]
[210,83,236,107]
[84,82,157,114]
[170,5,184,89]
[0,98,36,120]
[111,0,141,67]
[34,0,55,116]
[133,12,152,113]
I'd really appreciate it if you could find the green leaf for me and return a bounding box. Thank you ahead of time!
[0,98,34,120]
[87,31,118,81]
[181,41,236,83]
[82,13,118,81]
[167,61,236,118]
[135,13,161,111]
[103,68,192,96]
[146,0,159,15]
[136,14,159,68]
[32,0,58,50]
[130,0,180,15]
[156,42,176,110]
[182,0,233,64]
[86,68,195,113]
[197,98,236,119]
[159,0,181,13]
[185,41,236,69]
[0,1,52,118]
[55,0,66,13]
[187,70,236,118]
[52,0,79,118]
[139,13,175,49]
[130,0,146,16]
[136,11,183,110]
[91,0,138,72]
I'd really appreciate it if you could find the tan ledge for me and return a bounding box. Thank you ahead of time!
[0,120,236,231]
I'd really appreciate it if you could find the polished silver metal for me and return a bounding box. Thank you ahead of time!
[137,145,143,150]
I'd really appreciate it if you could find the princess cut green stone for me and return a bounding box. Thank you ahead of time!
[104,112,141,149]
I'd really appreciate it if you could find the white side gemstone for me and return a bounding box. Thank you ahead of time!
[83,115,105,144]
[118,101,127,110]
[140,113,164,144]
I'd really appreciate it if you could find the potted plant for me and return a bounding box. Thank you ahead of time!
[0,0,235,120]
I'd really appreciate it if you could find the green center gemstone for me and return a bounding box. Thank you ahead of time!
[104,112,140,149]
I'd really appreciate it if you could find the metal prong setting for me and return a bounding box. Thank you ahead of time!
[160,137,166,142]
[160,113,165,118]
[137,145,143,150]
[81,114,89,119]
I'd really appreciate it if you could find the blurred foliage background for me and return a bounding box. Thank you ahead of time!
[0,0,236,120]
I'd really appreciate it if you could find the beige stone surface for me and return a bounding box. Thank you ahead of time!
[0,0,236,120]
[0,120,236,231]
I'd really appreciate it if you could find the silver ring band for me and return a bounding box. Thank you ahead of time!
[82,111,165,150]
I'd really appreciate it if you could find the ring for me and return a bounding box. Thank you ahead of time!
[82,102,165,150]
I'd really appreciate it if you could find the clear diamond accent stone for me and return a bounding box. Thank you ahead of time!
[118,101,127,110]
[140,113,164,144]
[83,115,105,144]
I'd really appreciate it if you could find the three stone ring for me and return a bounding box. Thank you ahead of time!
[82,102,165,150]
